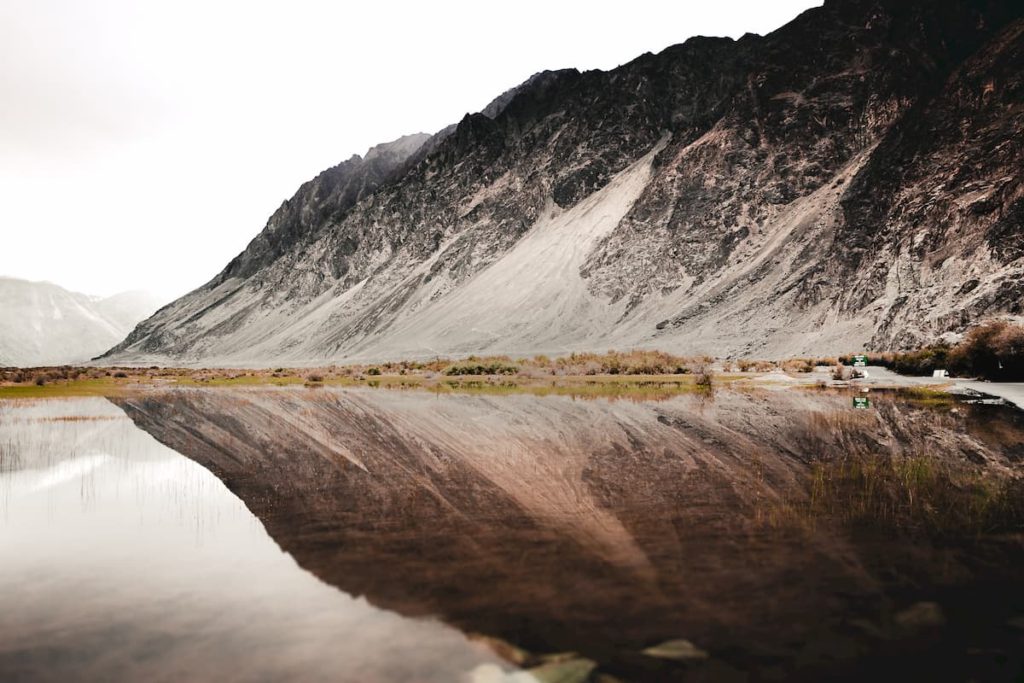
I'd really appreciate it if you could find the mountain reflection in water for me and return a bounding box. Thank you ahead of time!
[110,386,1024,682]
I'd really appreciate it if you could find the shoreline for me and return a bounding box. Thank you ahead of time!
[1,363,1021,410]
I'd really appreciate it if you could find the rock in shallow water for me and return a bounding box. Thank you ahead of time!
[641,638,709,661]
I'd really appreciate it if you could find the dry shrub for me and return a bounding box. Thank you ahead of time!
[950,320,1024,380]
[548,350,697,376]
[781,358,815,373]
[832,364,854,381]
[738,359,775,372]
[693,360,714,388]
[841,321,1023,379]
[806,454,1024,535]
[760,449,1024,538]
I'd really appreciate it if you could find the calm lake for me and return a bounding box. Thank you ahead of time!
[1,387,1022,682]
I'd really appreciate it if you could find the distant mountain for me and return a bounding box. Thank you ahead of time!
[104,0,1024,365]
[0,278,161,366]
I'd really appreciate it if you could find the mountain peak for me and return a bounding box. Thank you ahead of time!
[0,278,161,366]
[364,133,431,163]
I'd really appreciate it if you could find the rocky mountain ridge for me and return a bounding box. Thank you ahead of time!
[104,0,1024,365]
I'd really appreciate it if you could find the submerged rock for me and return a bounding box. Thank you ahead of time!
[470,634,533,667]
[641,638,709,661]
[894,602,946,632]
[467,658,597,683]
[521,658,597,683]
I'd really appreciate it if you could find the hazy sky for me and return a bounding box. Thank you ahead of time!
[1,0,820,302]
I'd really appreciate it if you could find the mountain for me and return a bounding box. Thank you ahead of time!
[104,0,1024,366]
[0,278,161,366]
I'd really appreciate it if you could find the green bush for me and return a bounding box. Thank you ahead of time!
[445,362,519,376]
[878,321,1024,380]
[949,321,1024,380]
[892,346,950,376]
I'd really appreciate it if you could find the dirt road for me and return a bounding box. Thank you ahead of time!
[858,366,1024,410]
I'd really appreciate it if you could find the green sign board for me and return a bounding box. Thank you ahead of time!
[852,396,871,409]
[853,354,867,367]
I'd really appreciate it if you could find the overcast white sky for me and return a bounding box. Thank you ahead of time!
[1,0,820,302]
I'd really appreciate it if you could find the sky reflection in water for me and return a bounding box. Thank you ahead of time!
[0,398,510,683]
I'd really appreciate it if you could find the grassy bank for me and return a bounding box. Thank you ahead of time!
[4,329,1018,401]
[0,350,727,399]
[0,367,732,401]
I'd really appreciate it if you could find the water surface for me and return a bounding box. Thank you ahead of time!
[0,398,510,682]
[2,388,1023,682]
